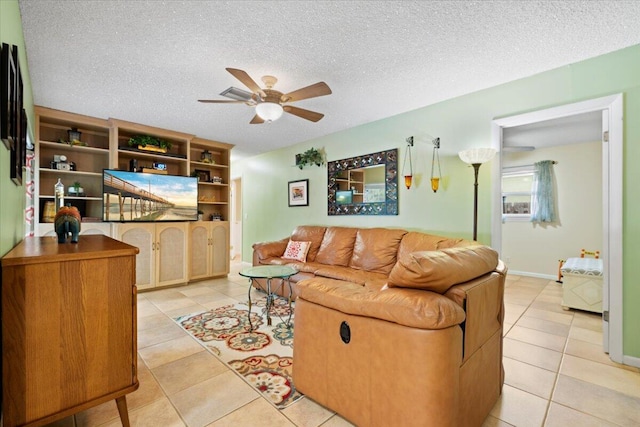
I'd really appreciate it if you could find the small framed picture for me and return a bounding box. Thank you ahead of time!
[195,169,210,182]
[288,179,309,207]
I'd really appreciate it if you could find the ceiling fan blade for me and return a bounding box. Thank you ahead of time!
[226,68,266,98]
[250,114,265,124]
[198,99,247,103]
[283,105,324,122]
[282,82,332,102]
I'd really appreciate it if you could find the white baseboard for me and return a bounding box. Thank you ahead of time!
[508,270,557,281]
[623,354,640,368]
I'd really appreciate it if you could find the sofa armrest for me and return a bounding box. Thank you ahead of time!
[296,277,466,330]
[252,237,289,265]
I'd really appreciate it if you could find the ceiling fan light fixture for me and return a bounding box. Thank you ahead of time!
[255,102,283,122]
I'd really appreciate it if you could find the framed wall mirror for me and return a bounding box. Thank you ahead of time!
[327,148,398,215]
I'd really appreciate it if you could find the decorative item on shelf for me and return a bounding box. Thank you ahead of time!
[210,212,223,221]
[431,137,442,193]
[211,176,223,184]
[458,147,497,241]
[402,136,414,189]
[54,178,64,212]
[194,169,210,182]
[152,161,167,171]
[68,181,85,197]
[54,204,81,244]
[197,210,204,221]
[67,127,82,144]
[201,150,215,164]
[50,154,75,171]
[141,167,168,175]
[129,158,138,172]
[295,147,325,169]
[128,134,172,153]
[57,137,87,146]
[42,201,56,223]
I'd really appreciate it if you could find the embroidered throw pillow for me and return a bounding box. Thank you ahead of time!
[281,240,312,262]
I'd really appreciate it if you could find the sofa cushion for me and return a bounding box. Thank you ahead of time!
[315,227,358,266]
[282,240,311,262]
[291,226,327,262]
[296,278,466,329]
[396,232,470,260]
[387,245,499,294]
[349,227,408,275]
[314,265,388,285]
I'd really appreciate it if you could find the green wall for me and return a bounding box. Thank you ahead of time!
[235,44,640,358]
[0,0,34,256]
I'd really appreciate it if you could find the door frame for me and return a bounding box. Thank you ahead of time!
[490,93,623,363]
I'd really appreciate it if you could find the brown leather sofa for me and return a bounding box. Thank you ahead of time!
[252,225,506,426]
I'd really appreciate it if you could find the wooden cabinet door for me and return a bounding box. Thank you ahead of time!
[210,222,230,277]
[115,223,155,289]
[189,222,211,280]
[156,222,188,287]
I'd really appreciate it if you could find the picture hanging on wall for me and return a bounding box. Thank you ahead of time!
[288,179,309,207]
[0,42,14,149]
[1,43,25,184]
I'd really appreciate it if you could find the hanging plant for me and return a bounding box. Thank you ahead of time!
[295,147,325,170]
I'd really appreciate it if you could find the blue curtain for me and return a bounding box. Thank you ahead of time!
[530,160,556,223]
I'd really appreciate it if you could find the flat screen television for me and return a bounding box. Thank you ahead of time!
[103,169,198,222]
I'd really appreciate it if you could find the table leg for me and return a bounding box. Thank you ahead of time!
[286,276,293,327]
[247,278,254,331]
[266,277,272,326]
[115,396,131,427]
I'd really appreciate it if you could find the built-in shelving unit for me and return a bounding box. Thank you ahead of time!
[34,106,234,285]
[35,107,111,222]
[190,137,233,222]
[109,118,192,176]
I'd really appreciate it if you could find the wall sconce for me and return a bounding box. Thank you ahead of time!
[458,147,497,241]
[402,136,414,189]
[431,137,441,193]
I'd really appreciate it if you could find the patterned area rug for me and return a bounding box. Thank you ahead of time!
[174,296,302,409]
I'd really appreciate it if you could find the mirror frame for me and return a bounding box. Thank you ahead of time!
[327,148,398,215]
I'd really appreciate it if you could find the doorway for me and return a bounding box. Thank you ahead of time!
[490,94,623,363]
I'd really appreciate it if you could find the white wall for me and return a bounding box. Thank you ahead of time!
[501,141,602,277]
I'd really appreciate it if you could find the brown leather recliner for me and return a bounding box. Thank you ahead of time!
[251,226,506,426]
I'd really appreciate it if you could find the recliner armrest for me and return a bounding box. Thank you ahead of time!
[296,277,465,330]
[444,265,506,362]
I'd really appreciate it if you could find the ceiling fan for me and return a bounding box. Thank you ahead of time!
[198,68,332,124]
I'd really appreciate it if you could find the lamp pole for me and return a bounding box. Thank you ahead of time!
[458,147,496,243]
[472,163,481,241]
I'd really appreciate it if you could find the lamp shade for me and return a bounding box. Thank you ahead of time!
[458,148,496,165]
[255,102,284,122]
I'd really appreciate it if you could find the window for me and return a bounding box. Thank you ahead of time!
[502,167,534,220]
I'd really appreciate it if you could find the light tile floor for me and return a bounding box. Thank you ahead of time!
[46,263,639,427]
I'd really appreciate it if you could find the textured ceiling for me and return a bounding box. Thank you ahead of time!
[18,1,640,161]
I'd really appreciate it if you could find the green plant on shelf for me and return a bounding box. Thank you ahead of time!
[128,134,173,150]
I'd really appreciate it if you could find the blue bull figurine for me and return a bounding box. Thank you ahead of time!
[54,205,82,243]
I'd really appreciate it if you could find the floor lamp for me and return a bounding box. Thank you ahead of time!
[458,148,496,241]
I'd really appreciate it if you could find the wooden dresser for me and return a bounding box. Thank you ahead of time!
[1,235,139,427]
